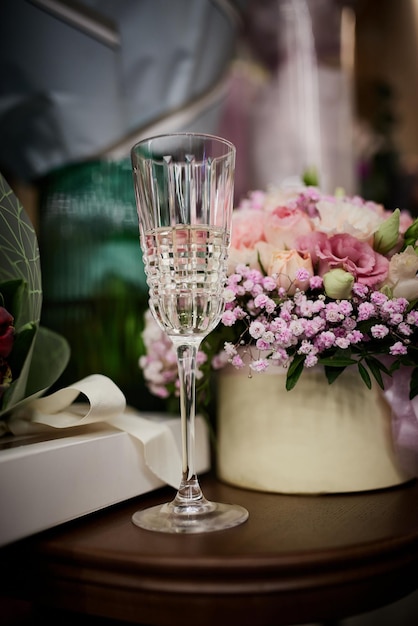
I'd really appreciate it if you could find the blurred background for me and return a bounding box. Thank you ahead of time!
[1,1,418,623]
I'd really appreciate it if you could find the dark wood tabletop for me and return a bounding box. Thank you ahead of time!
[2,474,418,626]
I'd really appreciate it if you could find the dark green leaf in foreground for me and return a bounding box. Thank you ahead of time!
[365,356,386,390]
[358,361,372,389]
[324,365,346,385]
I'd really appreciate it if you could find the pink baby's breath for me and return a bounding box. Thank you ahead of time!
[231,354,245,368]
[352,283,368,298]
[398,322,412,336]
[263,276,277,291]
[357,302,376,321]
[221,310,237,326]
[296,268,311,282]
[249,321,266,339]
[390,342,408,356]
[249,358,269,373]
[304,354,319,367]
[224,342,237,357]
[370,291,388,305]
[335,337,351,349]
[370,324,389,339]
[309,275,323,290]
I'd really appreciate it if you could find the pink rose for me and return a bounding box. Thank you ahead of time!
[268,249,313,295]
[264,205,312,250]
[231,209,267,250]
[298,232,389,287]
[228,209,269,272]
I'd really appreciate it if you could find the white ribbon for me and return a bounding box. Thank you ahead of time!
[7,374,182,488]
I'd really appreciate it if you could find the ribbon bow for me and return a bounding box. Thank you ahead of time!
[7,374,183,488]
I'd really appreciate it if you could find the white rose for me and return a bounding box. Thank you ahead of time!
[227,246,260,274]
[385,246,418,300]
[313,198,383,242]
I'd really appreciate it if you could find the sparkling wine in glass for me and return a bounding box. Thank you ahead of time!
[131,133,249,533]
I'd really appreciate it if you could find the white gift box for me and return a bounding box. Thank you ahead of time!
[0,414,210,547]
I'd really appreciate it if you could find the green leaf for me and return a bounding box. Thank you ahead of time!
[1,323,38,412]
[318,356,358,367]
[0,326,70,418]
[7,322,37,376]
[0,279,25,322]
[256,251,268,276]
[365,356,386,389]
[324,365,346,384]
[24,326,70,397]
[403,218,418,250]
[358,361,372,389]
[373,208,400,255]
[286,354,305,391]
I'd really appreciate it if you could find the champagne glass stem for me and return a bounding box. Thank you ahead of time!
[171,338,209,512]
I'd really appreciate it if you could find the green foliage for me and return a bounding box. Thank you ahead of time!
[403,219,418,250]
[0,176,42,327]
[0,173,70,418]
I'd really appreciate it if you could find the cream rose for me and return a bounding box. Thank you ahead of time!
[268,249,313,295]
[227,246,260,274]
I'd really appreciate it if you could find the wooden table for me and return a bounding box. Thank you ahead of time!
[2,474,418,626]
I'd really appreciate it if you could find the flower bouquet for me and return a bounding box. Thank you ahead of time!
[0,173,70,424]
[141,184,418,403]
[140,183,418,494]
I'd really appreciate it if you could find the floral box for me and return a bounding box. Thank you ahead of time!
[0,414,210,547]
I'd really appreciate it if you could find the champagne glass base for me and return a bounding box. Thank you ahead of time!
[132,500,249,534]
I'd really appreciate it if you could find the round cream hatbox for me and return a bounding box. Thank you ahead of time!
[217,364,411,494]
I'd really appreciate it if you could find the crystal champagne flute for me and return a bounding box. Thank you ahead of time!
[131,133,249,533]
